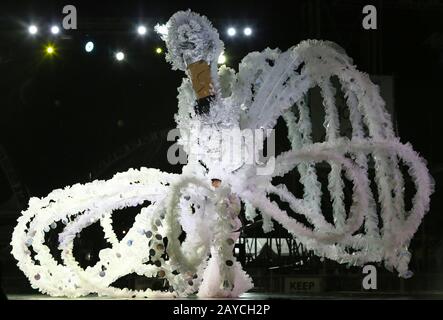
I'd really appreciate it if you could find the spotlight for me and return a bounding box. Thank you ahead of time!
[155,47,163,54]
[85,41,94,53]
[243,27,252,36]
[45,45,55,55]
[50,25,60,35]
[137,25,147,35]
[115,51,125,61]
[218,52,226,65]
[227,27,236,37]
[28,25,38,35]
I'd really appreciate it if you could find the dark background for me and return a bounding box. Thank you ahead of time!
[1,0,443,295]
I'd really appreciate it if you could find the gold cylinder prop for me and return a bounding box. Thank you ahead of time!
[187,60,213,99]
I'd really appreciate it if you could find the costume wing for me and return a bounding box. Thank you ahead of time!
[233,40,434,277]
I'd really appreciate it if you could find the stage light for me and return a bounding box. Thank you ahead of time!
[227,27,236,37]
[85,41,94,52]
[45,45,55,55]
[28,25,38,35]
[137,25,147,35]
[115,51,125,61]
[243,27,252,36]
[156,47,163,54]
[218,52,226,64]
[50,25,60,35]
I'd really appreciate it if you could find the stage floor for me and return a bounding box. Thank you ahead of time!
[7,291,443,300]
